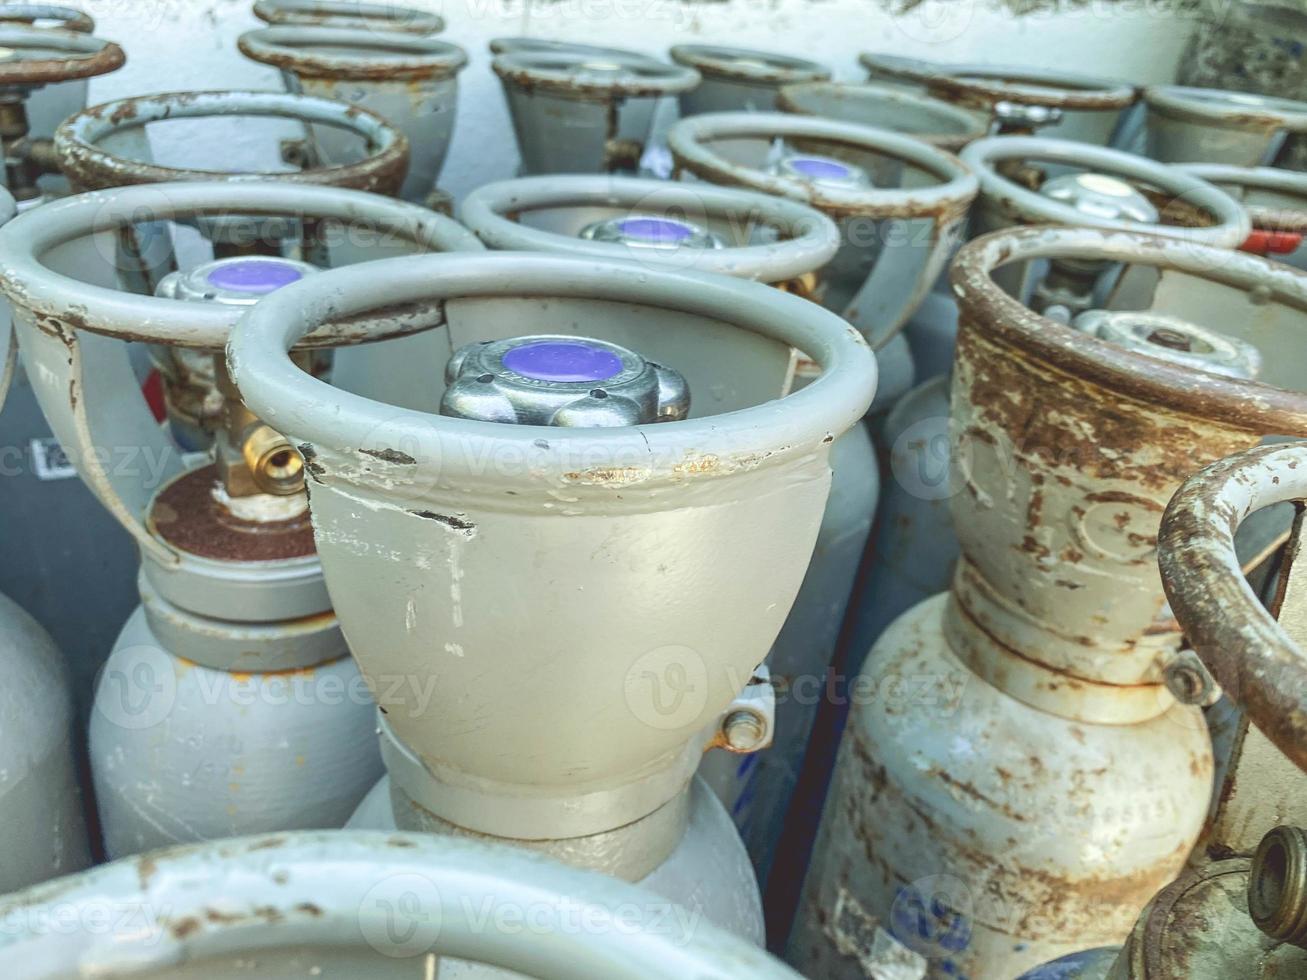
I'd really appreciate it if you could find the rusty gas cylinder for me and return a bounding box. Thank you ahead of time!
[790,225,1307,978]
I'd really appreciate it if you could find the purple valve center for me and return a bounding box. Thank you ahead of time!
[617,217,695,244]
[789,156,851,181]
[206,259,304,294]
[503,341,624,383]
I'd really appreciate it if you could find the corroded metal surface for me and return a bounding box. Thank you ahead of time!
[55,90,409,195]
[494,49,696,175]
[0,830,800,977]
[0,4,93,32]
[1180,162,1307,246]
[777,81,988,152]
[670,44,829,115]
[493,48,697,100]
[1144,85,1307,167]
[253,0,445,34]
[961,136,1249,246]
[1160,442,1307,772]
[238,26,467,201]
[0,181,476,571]
[666,111,977,349]
[1110,857,1307,978]
[0,24,120,85]
[791,225,1307,978]
[239,25,466,82]
[460,173,839,282]
[858,53,1136,144]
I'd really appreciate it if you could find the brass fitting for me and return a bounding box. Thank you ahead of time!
[1250,825,1307,949]
[213,353,306,499]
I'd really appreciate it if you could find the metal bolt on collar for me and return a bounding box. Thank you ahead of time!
[721,709,768,752]
[1162,648,1220,706]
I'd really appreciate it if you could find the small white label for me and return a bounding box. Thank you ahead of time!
[828,889,928,980]
[30,437,75,481]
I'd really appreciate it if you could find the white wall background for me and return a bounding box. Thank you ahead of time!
[76,0,1199,200]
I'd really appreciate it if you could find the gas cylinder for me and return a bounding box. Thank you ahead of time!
[858,54,1138,145]
[777,81,988,153]
[1143,85,1307,167]
[0,22,132,709]
[789,224,1307,977]
[1180,163,1307,268]
[459,174,876,884]
[492,47,698,175]
[252,0,446,34]
[0,830,803,977]
[840,145,1229,684]
[668,45,829,116]
[1016,438,1307,978]
[0,181,478,858]
[227,249,876,948]
[960,136,1248,305]
[239,26,469,204]
[6,89,414,713]
[666,111,977,418]
[0,23,122,201]
[0,6,97,163]
[54,88,412,445]
[0,183,91,893]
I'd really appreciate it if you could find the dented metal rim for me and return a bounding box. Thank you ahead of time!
[491,49,699,98]
[460,174,840,281]
[252,0,445,34]
[668,43,829,85]
[1144,85,1307,132]
[0,180,482,348]
[858,52,1137,110]
[1159,442,1307,773]
[0,24,122,84]
[0,830,800,978]
[951,225,1307,433]
[1180,162,1307,233]
[238,25,468,81]
[667,111,978,220]
[228,251,877,489]
[55,90,409,194]
[961,135,1249,245]
[0,4,93,32]
[776,80,989,151]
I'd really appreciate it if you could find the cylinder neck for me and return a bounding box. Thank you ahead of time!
[377,712,703,865]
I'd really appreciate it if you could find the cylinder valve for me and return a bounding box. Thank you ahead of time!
[441,335,690,426]
[578,215,722,250]
[157,256,319,498]
[770,153,871,189]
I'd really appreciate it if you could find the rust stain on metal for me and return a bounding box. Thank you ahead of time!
[55,91,409,197]
[359,447,416,465]
[147,463,316,562]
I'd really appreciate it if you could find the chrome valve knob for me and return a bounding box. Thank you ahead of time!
[578,214,722,250]
[1073,308,1261,380]
[1038,172,1158,223]
[156,255,318,304]
[770,152,871,189]
[441,335,690,427]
